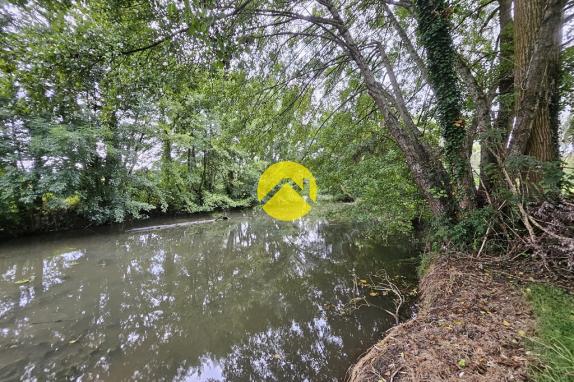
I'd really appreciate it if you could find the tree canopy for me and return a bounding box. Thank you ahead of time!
[1,0,573,237]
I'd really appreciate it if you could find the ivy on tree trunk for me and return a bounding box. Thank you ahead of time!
[415,0,477,209]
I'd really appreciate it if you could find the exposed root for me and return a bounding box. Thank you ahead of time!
[340,271,410,325]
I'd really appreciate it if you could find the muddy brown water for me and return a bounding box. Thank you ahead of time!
[0,210,417,381]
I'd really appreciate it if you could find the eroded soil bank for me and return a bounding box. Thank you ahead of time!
[348,256,536,381]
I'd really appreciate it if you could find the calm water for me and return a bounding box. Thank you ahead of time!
[0,210,417,381]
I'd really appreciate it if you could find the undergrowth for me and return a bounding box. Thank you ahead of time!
[417,252,436,277]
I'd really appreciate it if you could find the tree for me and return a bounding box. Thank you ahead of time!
[414,0,477,209]
[0,0,262,235]
[1,0,572,237]
[507,0,567,160]
[480,0,514,195]
[514,0,563,163]
[210,0,569,219]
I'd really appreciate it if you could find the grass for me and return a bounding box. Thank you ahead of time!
[417,252,436,278]
[526,284,574,382]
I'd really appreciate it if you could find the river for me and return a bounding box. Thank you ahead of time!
[0,210,417,381]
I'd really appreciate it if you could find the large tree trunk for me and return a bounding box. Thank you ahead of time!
[480,0,514,194]
[414,0,477,210]
[513,0,563,162]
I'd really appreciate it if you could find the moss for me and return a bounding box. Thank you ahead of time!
[526,285,574,382]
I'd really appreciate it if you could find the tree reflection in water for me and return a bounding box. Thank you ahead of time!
[0,211,417,381]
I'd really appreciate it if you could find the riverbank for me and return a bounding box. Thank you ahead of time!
[348,253,574,381]
[0,203,253,241]
[0,198,349,241]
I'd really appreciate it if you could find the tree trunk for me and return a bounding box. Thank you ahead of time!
[415,0,477,210]
[104,111,121,194]
[480,0,514,194]
[161,134,172,164]
[187,147,195,174]
[321,2,458,219]
[226,170,234,196]
[513,0,562,162]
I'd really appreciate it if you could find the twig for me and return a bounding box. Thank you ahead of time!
[390,366,404,382]
[527,215,574,242]
[476,222,492,258]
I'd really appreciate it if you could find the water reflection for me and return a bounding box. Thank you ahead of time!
[0,212,417,381]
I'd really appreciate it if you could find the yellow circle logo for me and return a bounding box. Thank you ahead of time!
[257,161,318,221]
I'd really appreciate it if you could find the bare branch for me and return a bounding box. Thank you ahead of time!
[381,2,430,83]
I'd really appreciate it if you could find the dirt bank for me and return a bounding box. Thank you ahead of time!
[348,255,536,381]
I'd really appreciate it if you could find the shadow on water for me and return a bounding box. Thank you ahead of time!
[0,210,418,381]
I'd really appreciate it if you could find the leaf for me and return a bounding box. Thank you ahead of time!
[369,291,379,297]
[453,119,465,128]
[502,320,511,327]
[15,278,31,285]
[457,359,466,368]
[517,330,526,337]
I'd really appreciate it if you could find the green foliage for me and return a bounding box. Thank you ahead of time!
[305,95,427,237]
[429,206,495,250]
[0,1,263,235]
[505,155,568,198]
[526,285,574,382]
[417,251,437,277]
